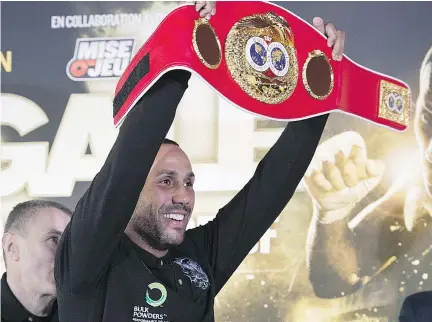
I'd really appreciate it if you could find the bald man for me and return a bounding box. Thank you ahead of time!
[1,200,71,322]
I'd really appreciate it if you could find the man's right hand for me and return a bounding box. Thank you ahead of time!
[304,132,385,223]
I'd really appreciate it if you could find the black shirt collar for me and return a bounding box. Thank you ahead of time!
[124,234,173,269]
[1,273,58,322]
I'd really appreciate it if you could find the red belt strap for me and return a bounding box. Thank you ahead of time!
[113,1,411,132]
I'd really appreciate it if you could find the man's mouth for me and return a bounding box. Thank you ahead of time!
[163,213,186,222]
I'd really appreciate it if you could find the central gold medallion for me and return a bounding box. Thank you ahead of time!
[225,12,298,104]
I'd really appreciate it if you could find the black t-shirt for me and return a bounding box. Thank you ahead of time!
[54,69,328,322]
[128,236,209,304]
[1,274,58,322]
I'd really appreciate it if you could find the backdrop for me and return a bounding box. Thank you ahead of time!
[1,1,432,321]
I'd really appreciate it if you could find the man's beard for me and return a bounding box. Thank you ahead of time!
[131,203,190,250]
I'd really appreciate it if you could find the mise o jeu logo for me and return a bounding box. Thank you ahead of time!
[146,282,167,307]
[66,37,135,81]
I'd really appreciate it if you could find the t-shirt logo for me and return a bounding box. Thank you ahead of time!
[145,282,167,307]
[174,258,210,290]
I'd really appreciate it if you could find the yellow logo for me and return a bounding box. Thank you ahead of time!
[1,51,12,72]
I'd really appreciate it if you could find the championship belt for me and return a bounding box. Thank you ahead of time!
[113,1,411,132]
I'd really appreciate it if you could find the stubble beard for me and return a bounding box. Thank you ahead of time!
[131,203,186,251]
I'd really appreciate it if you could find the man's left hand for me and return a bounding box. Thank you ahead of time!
[195,1,216,20]
[312,17,345,61]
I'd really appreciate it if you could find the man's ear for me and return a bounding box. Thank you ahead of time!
[2,233,20,263]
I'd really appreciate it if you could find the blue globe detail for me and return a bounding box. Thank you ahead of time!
[271,48,286,71]
[395,98,403,112]
[388,96,395,108]
[250,43,267,66]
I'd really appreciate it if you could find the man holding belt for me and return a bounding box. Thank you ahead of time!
[55,2,346,321]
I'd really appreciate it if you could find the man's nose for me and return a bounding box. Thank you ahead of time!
[172,185,191,206]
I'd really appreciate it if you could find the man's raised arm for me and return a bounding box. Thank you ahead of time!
[189,114,329,293]
[55,70,191,289]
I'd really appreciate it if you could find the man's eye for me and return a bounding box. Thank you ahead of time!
[185,181,193,187]
[162,179,171,185]
[49,237,59,244]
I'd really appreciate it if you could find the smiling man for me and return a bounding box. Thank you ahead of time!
[1,200,71,322]
[54,1,346,321]
[125,138,196,257]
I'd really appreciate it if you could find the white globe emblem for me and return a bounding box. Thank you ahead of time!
[245,36,290,77]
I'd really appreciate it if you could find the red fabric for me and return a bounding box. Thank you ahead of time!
[114,1,411,131]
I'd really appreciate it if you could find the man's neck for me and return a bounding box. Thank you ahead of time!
[126,230,168,258]
[6,273,55,317]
